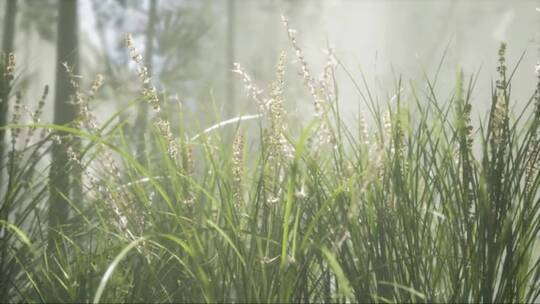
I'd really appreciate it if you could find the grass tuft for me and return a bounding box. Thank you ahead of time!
[0,32,539,303]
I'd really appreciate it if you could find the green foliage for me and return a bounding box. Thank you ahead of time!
[0,41,539,303]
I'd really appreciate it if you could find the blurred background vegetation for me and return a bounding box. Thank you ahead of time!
[3,0,538,127]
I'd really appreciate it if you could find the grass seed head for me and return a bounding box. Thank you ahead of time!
[232,132,244,207]
[233,62,266,113]
[4,52,15,79]
[156,118,178,161]
[10,91,22,147]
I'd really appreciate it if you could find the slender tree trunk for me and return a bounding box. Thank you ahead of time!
[144,0,156,82]
[226,0,236,119]
[48,0,79,248]
[1,0,17,53]
[134,0,157,165]
[0,2,17,298]
[0,0,18,194]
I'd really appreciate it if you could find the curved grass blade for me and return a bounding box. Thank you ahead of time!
[93,237,146,303]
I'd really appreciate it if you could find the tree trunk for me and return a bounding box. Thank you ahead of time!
[134,0,157,165]
[1,0,17,53]
[0,0,18,194]
[226,0,236,118]
[48,0,79,247]
[0,2,17,298]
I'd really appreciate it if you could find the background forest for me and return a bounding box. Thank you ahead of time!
[0,0,539,302]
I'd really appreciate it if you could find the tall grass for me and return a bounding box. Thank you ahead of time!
[0,29,539,303]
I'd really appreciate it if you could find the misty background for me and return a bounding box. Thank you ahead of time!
[3,0,539,131]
